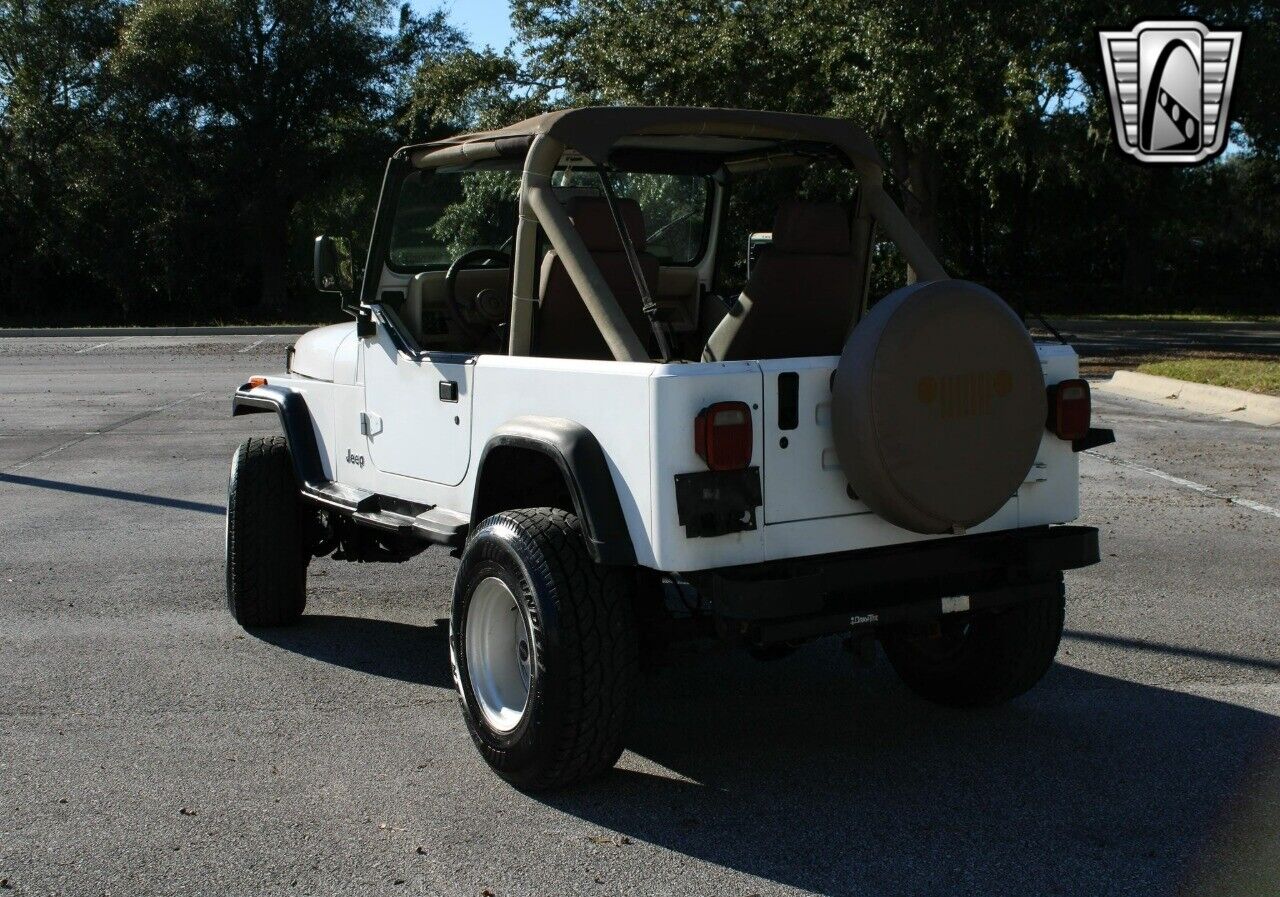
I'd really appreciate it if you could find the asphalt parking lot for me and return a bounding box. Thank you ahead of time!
[1,333,1277,897]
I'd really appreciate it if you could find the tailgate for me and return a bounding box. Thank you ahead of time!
[758,357,863,524]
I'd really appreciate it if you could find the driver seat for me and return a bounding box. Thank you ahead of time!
[533,196,658,360]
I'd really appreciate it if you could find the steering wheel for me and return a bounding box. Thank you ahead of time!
[444,248,511,348]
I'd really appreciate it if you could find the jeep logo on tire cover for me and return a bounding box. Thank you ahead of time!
[915,370,1013,419]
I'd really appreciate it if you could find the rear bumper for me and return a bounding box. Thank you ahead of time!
[693,525,1098,639]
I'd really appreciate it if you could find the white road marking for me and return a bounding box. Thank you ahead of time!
[1087,451,1280,521]
[5,393,206,473]
[238,338,266,353]
[75,336,131,354]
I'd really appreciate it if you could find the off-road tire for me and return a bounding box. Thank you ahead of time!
[225,436,308,627]
[880,579,1065,707]
[451,508,638,791]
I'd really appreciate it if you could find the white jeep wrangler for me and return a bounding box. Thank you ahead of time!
[226,107,1111,790]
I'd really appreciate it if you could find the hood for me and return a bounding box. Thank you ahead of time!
[291,322,355,382]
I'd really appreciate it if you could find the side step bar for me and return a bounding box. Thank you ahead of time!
[303,481,467,549]
[351,506,469,547]
[302,480,378,514]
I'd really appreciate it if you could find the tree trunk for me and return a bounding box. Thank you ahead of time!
[1007,145,1035,279]
[904,146,941,282]
[885,123,942,284]
[255,191,291,316]
[1120,172,1161,308]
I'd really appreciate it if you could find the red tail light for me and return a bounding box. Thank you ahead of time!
[1047,378,1091,441]
[695,401,753,470]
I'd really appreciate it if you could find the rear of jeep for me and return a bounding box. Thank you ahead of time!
[226,108,1108,791]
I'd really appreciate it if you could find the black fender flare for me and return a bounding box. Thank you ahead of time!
[473,416,637,566]
[231,383,326,490]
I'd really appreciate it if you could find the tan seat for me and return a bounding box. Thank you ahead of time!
[703,200,859,361]
[533,196,658,361]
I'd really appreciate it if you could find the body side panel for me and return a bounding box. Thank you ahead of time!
[467,355,657,564]
[1019,343,1082,526]
[243,337,1082,575]
[649,362,768,570]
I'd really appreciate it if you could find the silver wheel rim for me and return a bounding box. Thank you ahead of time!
[465,577,532,733]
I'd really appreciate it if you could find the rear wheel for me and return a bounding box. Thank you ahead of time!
[450,508,638,790]
[879,578,1065,707]
[224,436,308,627]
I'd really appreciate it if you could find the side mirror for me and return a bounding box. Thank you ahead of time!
[313,235,352,295]
[315,234,375,336]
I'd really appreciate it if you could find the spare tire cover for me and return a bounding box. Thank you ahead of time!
[832,280,1046,535]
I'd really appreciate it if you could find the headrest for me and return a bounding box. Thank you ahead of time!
[771,200,851,255]
[566,195,647,252]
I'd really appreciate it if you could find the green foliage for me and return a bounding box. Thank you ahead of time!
[1137,358,1280,396]
[492,0,1278,311]
[431,170,522,260]
[1,0,463,324]
[1,0,1277,325]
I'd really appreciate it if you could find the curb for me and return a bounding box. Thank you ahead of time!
[1097,370,1280,426]
[0,325,313,338]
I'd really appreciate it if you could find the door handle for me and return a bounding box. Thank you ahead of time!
[359,411,383,436]
[439,380,459,402]
[777,372,799,430]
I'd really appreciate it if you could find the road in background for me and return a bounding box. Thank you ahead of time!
[1,334,1277,896]
[1029,317,1280,374]
[6,313,1277,372]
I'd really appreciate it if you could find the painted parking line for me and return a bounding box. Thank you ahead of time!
[75,336,132,354]
[4,393,207,473]
[1087,451,1280,521]
[238,338,266,353]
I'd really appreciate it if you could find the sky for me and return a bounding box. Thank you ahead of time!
[415,0,516,50]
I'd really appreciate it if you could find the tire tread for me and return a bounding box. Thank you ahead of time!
[882,581,1065,707]
[459,508,637,790]
[225,435,307,627]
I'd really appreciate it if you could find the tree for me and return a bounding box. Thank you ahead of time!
[111,0,462,314]
[497,0,1086,281]
[0,0,124,308]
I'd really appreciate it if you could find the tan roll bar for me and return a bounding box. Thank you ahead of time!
[508,134,649,362]
[397,108,950,358]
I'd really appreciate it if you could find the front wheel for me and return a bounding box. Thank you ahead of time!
[225,436,308,627]
[450,508,638,790]
[879,577,1065,707]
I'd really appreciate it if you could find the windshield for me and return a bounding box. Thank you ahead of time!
[388,166,711,271]
[388,169,522,271]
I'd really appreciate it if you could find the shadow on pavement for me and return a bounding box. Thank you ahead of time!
[255,614,452,689]
[543,645,1279,896]
[0,472,225,515]
[254,611,1278,895]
